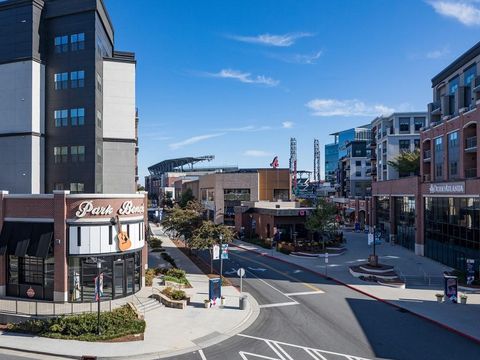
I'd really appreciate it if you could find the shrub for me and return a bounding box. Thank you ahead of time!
[145,268,156,286]
[166,268,186,279]
[162,287,187,301]
[8,306,145,342]
[148,237,163,249]
[279,247,291,255]
[163,275,190,286]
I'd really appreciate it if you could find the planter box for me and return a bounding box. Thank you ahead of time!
[152,293,187,309]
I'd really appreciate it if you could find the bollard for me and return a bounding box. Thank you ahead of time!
[239,295,247,310]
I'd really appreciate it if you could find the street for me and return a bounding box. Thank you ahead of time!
[168,246,480,360]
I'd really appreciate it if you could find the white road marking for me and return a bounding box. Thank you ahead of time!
[248,267,267,272]
[259,302,299,308]
[239,352,277,360]
[293,270,303,274]
[237,334,372,360]
[284,290,324,296]
[198,349,207,360]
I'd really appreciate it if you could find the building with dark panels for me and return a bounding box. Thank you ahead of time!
[338,140,372,198]
[324,140,339,185]
[0,0,138,194]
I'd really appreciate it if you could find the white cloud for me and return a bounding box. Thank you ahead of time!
[227,32,313,47]
[428,1,480,26]
[306,99,395,117]
[426,46,450,59]
[282,121,294,129]
[209,69,279,87]
[169,133,225,150]
[243,150,273,157]
[217,125,272,132]
[270,50,323,64]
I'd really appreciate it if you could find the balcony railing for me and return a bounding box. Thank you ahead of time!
[465,168,477,178]
[423,174,431,182]
[465,136,477,150]
[423,150,431,160]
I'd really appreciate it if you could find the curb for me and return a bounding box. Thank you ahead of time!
[232,243,480,346]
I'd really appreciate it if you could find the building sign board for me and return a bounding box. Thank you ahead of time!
[75,200,144,218]
[428,182,465,194]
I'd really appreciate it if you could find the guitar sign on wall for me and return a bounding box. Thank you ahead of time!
[115,215,132,252]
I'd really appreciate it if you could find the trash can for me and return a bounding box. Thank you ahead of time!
[239,295,247,310]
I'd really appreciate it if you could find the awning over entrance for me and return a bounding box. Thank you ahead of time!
[0,222,54,258]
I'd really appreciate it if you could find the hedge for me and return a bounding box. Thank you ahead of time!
[8,305,146,342]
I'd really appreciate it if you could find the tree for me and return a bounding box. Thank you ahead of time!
[305,198,337,249]
[191,221,234,273]
[388,149,420,177]
[178,188,195,208]
[161,203,203,247]
[137,185,145,192]
[162,191,174,208]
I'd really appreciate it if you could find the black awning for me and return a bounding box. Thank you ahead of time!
[0,222,53,258]
[14,224,33,257]
[0,222,13,256]
[29,223,54,258]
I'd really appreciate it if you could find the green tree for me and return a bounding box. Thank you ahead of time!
[387,149,420,177]
[305,198,337,249]
[162,191,174,208]
[178,188,195,208]
[161,202,203,247]
[191,221,234,273]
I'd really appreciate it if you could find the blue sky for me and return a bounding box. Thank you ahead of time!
[105,0,480,182]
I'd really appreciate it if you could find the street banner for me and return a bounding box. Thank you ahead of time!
[209,277,222,305]
[444,275,458,303]
[94,273,104,301]
[368,233,374,246]
[221,244,229,260]
[467,259,475,285]
[213,245,220,260]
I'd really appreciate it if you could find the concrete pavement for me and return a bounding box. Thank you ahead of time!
[234,231,480,344]
[0,227,259,360]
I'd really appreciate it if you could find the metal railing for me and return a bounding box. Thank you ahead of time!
[465,136,477,150]
[423,150,431,160]
[423,174,431,182]
[0,298,118,317]
[465,168,477,178]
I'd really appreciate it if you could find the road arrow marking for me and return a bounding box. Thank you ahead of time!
[248,267,267,272]
[284,290,324,296]
[224,269,237,275]
[259,302,298,308]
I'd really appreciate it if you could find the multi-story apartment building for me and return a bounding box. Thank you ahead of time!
[326,126,371,195]
[0,0,137,194]
[339,140,371,198]
[371,112,427,181]
[370,42,480,271]
[199,169,291,225]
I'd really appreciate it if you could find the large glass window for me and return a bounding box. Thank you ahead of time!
[464,64,476,108]
[70,183,85,194]
[434,137,443,180]
[71,71,85,88]
[68,250,142,303]
[449,76,459,115]
[399,139,410,152]
[448,132,459,179]
[71,146,85,162]
[70,33,85,51]
[54,35,69,53]
[414,117,425,132]
[399,118,410,133]
[71,108,85,126]
[54,110,68,127]
[395,197,416,251]
[224,189,251,201]
[54,146,68,164]
[375,196,390,240]
[425,197,480,271]
[54,72,68,90]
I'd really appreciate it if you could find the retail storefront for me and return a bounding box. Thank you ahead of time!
[0,191,148,303]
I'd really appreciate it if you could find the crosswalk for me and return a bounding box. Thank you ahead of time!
[237,334,372,360]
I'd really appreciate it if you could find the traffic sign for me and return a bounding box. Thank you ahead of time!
[213,245,220,260]
[237,268,245,277]
[221,244,229,260]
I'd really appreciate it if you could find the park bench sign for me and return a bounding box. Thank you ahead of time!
[75,200,144,218]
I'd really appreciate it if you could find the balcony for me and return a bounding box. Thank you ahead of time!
[423,174,431,182]
[474,76,480,93]
[465,136,477,152]
[423,150,431,161]
[430,102,441,116]
[465,168,477,179]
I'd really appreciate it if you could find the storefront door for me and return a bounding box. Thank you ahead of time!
[113,261,124,299]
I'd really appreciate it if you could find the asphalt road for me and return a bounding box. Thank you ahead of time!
[168,246,480,360]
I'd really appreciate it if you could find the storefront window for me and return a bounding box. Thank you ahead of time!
[375,196,390,240]
[68,250,142,303]
[395,197,416,251]
[425,197,480,271]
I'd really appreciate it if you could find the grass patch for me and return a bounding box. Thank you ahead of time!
[8,305,145,342]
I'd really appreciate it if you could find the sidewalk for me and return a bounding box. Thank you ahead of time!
[234,232,480,343]
[0,227,259,360]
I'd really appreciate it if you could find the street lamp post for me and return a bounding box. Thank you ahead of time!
[219,234,224,288]
[96,260,101,335]
[373,225,377,259]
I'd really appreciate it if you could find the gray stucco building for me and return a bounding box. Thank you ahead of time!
[0,0,138,194]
